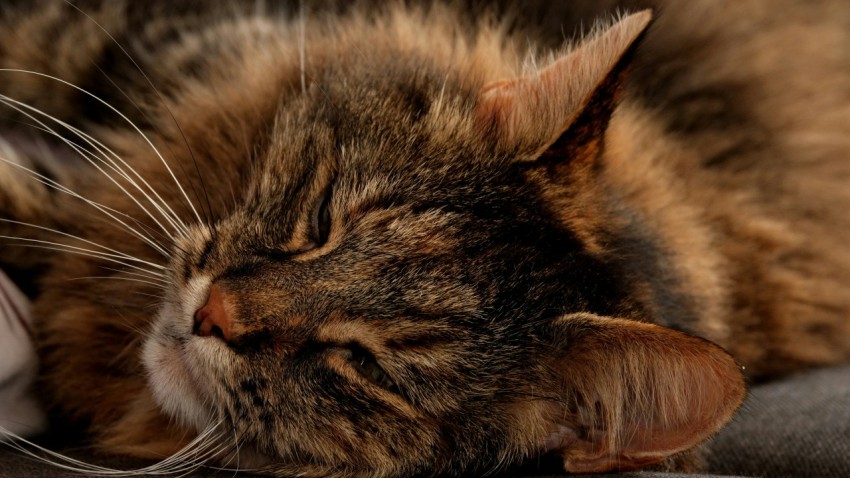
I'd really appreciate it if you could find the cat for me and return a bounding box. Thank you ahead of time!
[1,0,849,476]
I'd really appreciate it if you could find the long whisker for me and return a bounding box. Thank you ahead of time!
[0,219,166,270]
[0,235,164,275]
[5,243,165,279]
[20,125,176,249]
[130,291,166,301]
[299,0,307,94]
[136,422,230,475]
[98,266,170,284]
[39,123,186,237]
[0,69,203,227]
[62,0,216,231]
[221,423,247,476]
[87,62,214,232]
[150,428,236,475]
[0,155,171,256]
[232,423,242,475]
[170,431,230,474]
[69,276,168,288]
[0,104,181,241]
[186,430,250,475]
[34,118,190,238]
[0,420,228,476]
[200,417,257,474]
[0,95,187,238]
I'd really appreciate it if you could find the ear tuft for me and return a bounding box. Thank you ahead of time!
[543,313,746,473]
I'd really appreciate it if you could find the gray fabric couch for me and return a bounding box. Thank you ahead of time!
[1,364,848,477]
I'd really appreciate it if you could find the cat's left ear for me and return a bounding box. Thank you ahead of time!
[475,10,652,161]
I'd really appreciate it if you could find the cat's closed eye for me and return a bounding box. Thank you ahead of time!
[254,186,333,260]
[332,344,400,394]
[311,186,333,248]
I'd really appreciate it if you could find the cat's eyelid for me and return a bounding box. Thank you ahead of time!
[264,184,335,261]
[329,343,401,395]
[310,184,333,247]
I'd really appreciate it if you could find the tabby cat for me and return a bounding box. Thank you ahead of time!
[1,0,849,476]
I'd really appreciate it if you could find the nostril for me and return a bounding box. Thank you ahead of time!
[210,325,224,340]
[193,285,232,342]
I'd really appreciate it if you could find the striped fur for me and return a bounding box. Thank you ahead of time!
[0,1,848,475]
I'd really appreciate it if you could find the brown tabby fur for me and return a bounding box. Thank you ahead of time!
[0,0,848,476]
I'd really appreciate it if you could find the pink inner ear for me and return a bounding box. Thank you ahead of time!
[479,79,516,96]
[545,314,746,473]
[475,79,521,136]
[475,68,564,149]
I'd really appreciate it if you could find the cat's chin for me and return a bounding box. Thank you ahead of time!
[142,336,211,432]
[142,305,277,472]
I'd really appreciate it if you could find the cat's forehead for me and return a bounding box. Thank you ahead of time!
[246,76,506,221]
[270,50,493,170]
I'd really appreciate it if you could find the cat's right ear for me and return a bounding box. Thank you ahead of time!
[475,10,652,162]
[535,313,746,473]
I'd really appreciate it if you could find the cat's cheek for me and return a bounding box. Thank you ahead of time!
[141,334,212,432]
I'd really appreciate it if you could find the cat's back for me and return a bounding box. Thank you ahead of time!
[608,0,850,375]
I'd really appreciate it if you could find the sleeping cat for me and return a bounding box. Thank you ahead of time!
[1,0,849,476]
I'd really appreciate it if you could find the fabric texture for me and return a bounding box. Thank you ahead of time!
[0,269,45,440]
[708,364,850,477]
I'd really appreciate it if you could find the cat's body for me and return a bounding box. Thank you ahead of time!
[0,0,849,476]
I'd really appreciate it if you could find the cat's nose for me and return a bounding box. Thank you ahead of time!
[193,285,232,342]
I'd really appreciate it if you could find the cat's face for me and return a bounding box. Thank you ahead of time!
[140,10,744,477]
[145,68,594,475]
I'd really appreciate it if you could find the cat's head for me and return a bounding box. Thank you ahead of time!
[140,9,745,476]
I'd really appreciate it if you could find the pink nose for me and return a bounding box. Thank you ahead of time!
[193,285,231,341]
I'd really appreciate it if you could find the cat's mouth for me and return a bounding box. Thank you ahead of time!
[142,289,277,469]
[142,288,221,432]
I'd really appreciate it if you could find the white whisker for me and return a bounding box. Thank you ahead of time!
[0,119,178,249]
[0,95,187,238]
[21,123,185,248]
[0,237,163,279]
[98,266,170,284]
[4,242,165,279]
[39,116,191,237]
[299,0,306,94]
[0,219,166,270]
[232,424,241,475]
[138,423,229,475]
[1,420,228,476]
[172,435,229,474]
[200,427,256,474]
[60,0,215,232]
[130,291,167,301]
[69,277,168,288]
[0,156,171,256]
[0,69,204,228]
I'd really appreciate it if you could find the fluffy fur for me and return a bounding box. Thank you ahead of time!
[0,0,848,476]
